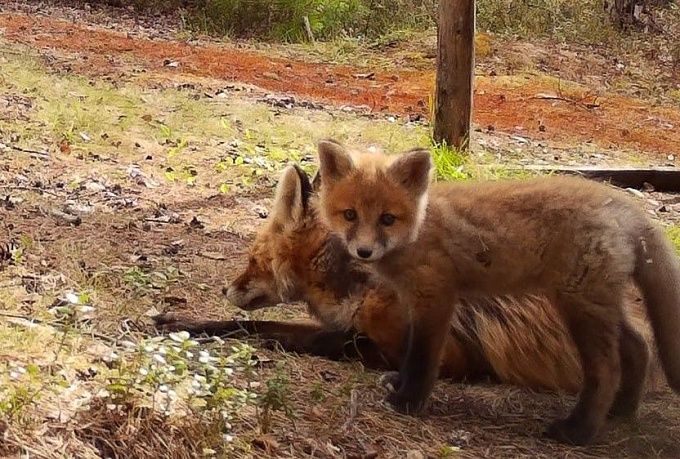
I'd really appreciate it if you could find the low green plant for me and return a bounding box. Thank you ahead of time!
[181,0,434,41]
[430,142,471,181]
[667,225,680,255]
[122,266,181,292]
[0,291,92,420]
[0,363,48,420]
[101,332,257,445]
[258,362,294,433]
[476,0,614,43]
[438,445,462,458]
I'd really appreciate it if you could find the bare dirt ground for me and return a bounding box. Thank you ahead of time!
[1,2,679,458]
[2,4,680,160]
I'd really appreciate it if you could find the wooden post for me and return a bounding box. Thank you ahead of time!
[433,0,475,150]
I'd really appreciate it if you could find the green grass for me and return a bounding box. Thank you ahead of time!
[430,143,471,181]
[667,225,680,255]
[0,44,444,195]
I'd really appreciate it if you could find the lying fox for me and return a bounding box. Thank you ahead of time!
[316,140,680,445]
[155,164,662,396]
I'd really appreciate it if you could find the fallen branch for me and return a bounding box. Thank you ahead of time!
[530,93,600,110]
[41,207,82,225]
[342,389,359,432]
[1,143,51,160]
[0,185,61,197]
[0,311,117,344]
[496,165,680,192]
[198,251,228,261]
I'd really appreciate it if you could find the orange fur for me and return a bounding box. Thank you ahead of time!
[316,140,680,445]
[223,165,662,396]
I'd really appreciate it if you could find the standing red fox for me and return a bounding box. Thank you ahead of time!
[316,139,680,445]
[156,165,662,396]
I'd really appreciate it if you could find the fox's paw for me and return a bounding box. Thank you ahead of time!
[607,398,639,420]
[378,371,401,393]
[383,390,427,416]
[545,418,596,446]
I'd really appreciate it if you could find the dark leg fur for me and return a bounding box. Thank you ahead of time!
[546,297,623,446]
[153,314,389,369]
[609,320,649,419]
[384,301,453,415]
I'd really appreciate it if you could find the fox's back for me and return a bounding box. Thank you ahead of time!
[415,176,643,293]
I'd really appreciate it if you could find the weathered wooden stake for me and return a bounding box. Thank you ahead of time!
[433,0,475,150]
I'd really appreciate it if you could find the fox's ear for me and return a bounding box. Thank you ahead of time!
[317,139,354,183]
[387,148,433,195]
[272,165,309,224]
[311,169,322,192]
[291,164,313,206]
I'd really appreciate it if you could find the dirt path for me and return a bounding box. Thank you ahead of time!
[1,12,679,160]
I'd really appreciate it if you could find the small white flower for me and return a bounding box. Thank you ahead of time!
[78,305,95,314]
[65,292,80,304]
[106,404,118,411]
[153,354,167,365]
[185,351,194,359]
[169,331,190,342]
[159,384,169,393]
[198,355,210,364]
[139,368,149,376]
[144,344,155,353]
[167,389,177,399]
[9,371,20,380]
[158,346,167,355]
[223,434,234,443]
[193,374,207,383]
[224,368,234,376]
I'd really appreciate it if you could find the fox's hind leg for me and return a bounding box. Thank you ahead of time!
[608,319,649,418]
[546,294,623,445]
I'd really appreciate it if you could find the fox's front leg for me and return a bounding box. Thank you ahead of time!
[384,297,455,415]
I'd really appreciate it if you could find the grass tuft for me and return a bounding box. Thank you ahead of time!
[667,225,680,255]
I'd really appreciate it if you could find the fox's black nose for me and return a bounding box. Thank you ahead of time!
[357,248,373,259]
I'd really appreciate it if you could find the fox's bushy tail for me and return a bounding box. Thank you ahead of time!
[634,225,680,393]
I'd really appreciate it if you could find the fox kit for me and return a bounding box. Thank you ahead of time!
[155,166,658,393]
[316,139,680,445]
[154,165,660,393]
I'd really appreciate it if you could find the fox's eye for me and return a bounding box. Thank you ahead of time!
[343,209,358,222]
[379,213,396,226]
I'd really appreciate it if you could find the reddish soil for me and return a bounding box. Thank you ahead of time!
[1,13,680,158]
